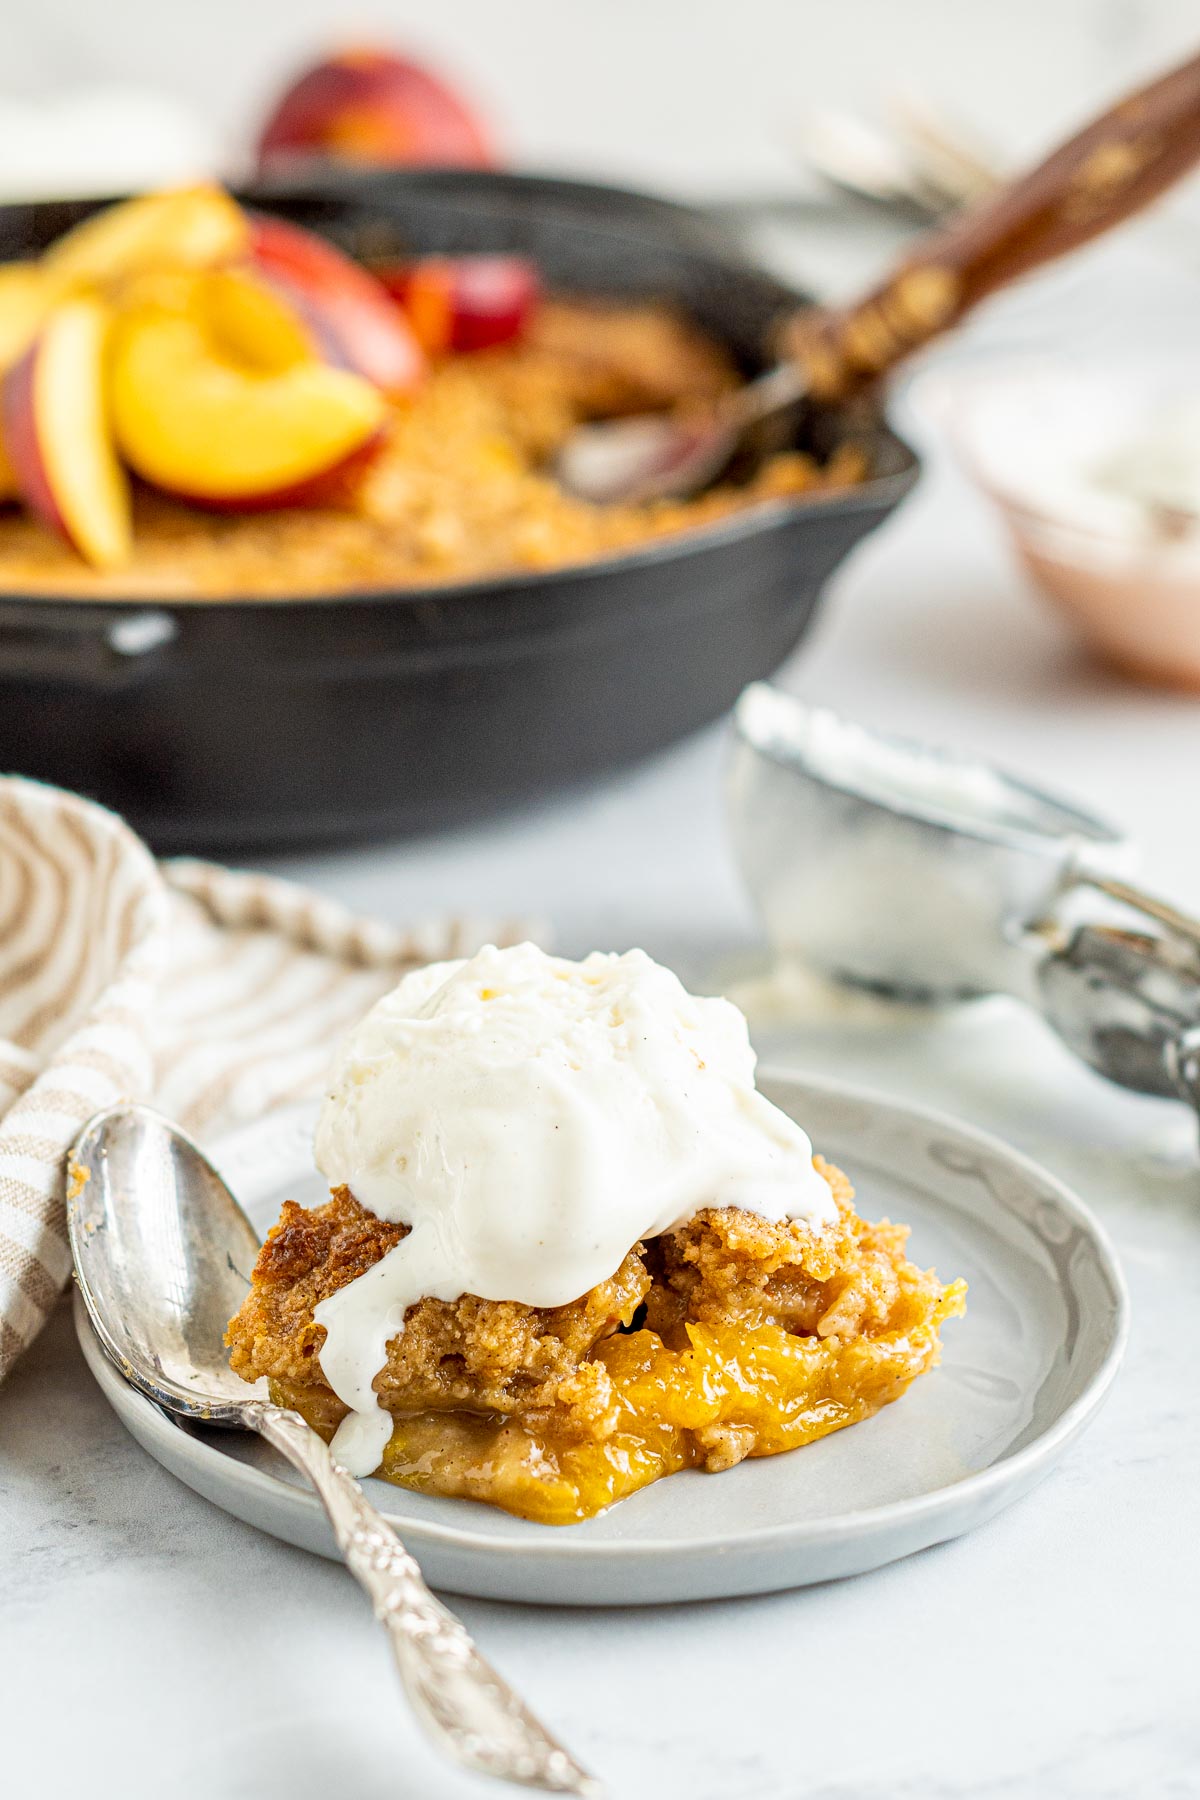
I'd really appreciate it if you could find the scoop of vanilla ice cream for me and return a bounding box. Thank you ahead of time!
[312,943,836,1474]
[315,941,835,1300]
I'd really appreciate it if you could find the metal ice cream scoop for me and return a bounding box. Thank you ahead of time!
[729,684,1200,1116]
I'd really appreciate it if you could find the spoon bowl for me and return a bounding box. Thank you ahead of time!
[69,1103,260,1420]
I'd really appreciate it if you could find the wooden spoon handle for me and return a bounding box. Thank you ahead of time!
[792,49,1200,397]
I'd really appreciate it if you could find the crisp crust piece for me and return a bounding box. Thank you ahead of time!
[644,1155,940,1342]
[226,1184,650,1424]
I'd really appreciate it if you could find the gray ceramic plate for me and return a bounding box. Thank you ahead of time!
[75,1073,1128,1606]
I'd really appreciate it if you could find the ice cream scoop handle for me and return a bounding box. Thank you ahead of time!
[1034,875,1200,1117]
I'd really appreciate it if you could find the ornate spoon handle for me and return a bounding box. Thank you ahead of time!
[248,1401,599,1795]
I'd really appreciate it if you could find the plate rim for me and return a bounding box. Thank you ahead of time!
[75,1070,1130,1566]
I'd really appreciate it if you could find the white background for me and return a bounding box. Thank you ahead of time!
[0,0,1197,190]
[2,6,1200,1798]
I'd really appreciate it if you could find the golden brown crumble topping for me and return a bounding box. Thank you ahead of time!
[227,1157,964,1524]
[0,300,868,599]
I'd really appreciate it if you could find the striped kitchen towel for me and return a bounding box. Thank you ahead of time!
[0,775,530,1383]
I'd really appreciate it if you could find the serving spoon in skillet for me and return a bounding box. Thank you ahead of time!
[67,1102,600,1797]
[557,47,1200,506]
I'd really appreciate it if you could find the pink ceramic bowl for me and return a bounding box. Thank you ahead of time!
[935,357,1200,690]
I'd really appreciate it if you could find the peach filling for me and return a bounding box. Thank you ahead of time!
[271,1287,965,1527]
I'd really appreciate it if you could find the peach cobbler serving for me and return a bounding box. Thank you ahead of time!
[0,186,867,598]
[226,944,964,1525]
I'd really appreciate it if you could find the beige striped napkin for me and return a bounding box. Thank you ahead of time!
[0,775,529,1384]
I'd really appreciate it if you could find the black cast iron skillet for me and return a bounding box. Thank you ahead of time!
[0,170,918,853]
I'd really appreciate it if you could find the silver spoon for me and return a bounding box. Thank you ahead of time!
[556,46,1200,507]
[67,1101,600,1797]
[556,362,808,507]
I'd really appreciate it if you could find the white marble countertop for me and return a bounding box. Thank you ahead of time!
[3,230,1199,1799]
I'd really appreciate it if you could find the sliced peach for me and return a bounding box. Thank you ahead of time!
[378,254,540,354]
[110,303,386,507]
[0,262,51,368]
[247,214,424,394]
[257,49,494,171]
[2,297,131,567]
[43,186,249,293]
[200,266,330,373]
[0,263,52,500]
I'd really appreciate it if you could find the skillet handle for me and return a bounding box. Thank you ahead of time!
[786,48,1200,397]
[0,603,177,684]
